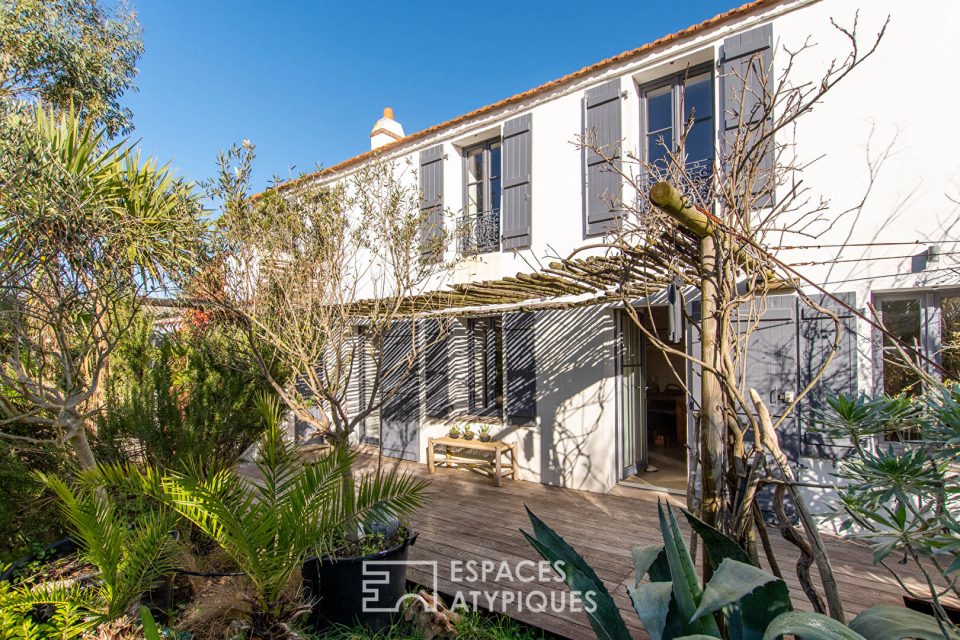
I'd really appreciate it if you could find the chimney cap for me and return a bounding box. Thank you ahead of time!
[383,107,395,120]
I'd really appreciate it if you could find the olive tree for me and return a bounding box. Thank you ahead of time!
[205,143,449,464]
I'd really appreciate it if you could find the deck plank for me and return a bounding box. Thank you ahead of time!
[243,450,942,640]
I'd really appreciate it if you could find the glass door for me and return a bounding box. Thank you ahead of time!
[618,313,647,478]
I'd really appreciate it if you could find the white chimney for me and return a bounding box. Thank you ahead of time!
[370,107,404,150]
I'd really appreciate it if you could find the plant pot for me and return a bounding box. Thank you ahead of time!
[464,433,475,440]
[448,432,460,439]
[1,537,78,583]
[302,530,418,632]
[904,595,960,624]
[479,435,491,442]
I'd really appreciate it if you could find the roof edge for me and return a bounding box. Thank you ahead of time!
[268,0,784,197]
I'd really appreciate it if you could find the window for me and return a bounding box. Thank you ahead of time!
[459,140,501,254]
[877,290,960,397]
[641,68,714,183]
[469,317,504,416]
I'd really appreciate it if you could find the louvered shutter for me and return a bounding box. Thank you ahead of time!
[720,24,775,207]
[419,145,444,259]
[798,293,858,459]
[422,319,450,419]
[505,312,537,422]
[583,78,622,235]
[501,114,532,250]
[380,320,419,460]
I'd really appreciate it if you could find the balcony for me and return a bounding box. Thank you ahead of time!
[456,210,500,256]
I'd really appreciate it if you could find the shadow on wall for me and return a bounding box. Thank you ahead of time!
[533,305,616,491]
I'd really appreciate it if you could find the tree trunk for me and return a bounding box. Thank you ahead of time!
[66,421,97,470]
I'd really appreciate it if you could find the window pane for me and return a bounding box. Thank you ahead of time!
[489,144,501,180]
[882,299,922,346]
[490,177,501,213]
[466,148,483,183]
[467,182,483,215]
[881,298,923,396]
[941,296,960,383]
[683,74,713,123]
[647,132,672,173]
[646,87,673,134]
[683,120,714,172]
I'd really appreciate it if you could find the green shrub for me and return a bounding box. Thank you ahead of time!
[96,313,275,472]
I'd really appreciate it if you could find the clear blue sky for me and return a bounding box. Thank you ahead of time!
[124,0,743,193]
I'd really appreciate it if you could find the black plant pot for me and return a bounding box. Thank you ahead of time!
[302,531,418,632]
[904,595,960,624]
[1,538,78,583]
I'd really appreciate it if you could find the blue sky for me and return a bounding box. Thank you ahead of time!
[124,0,743,193]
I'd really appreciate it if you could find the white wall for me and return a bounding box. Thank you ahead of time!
[306,0,960,495]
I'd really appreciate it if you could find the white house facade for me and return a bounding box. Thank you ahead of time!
[284,0,960,521]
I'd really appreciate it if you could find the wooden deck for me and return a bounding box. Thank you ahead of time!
[350,453,938,640]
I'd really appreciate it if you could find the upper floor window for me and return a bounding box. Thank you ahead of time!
[641,68,714,183]
[459,139,501,255]
[877,290,960,397]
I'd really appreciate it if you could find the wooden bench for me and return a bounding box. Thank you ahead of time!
[426,436,519,486]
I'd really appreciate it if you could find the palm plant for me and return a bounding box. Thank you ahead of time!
[92,393,427,637]
[0,471,179,636]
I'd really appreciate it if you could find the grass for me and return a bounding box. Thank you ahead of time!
[312,609,552,640]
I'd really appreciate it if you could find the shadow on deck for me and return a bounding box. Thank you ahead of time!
[244,448,933,640]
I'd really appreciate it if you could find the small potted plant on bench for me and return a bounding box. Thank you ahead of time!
[478,425,492,443]
[463,425,475,440]
[448,425,461,439]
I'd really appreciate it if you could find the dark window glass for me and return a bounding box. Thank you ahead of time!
[881,298,923,396]
[940,296,960,383]
[647,88,673,133]
[683,74,713,123]
[643,70,714,183]
[470,317,504,416]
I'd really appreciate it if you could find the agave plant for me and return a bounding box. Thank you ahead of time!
[0,471,179,637]
[522,501,952,640]
[92,393,427,636]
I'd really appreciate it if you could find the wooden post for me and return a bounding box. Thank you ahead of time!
[649,181,723,529]
[699,233,724,531]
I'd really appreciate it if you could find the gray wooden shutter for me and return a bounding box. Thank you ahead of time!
[422,319,450,419]
[501,114,532,250]
[419,145,444,258]
[738,294,800,460]
[720,24,774,207]
[505,312,536,423]
[380,320,419,460]
[583,78,622,235]
[799,293,858,459]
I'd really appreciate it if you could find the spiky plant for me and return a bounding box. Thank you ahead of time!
[0,471,179,637]
[92,393,427,637]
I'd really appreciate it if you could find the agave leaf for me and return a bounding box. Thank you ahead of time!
[673,636,723,640]
[522,508,630,640]
[849,605,960,640]
[629,581,675,640]
[684,509,792,640]
[692,559,779,621]
[763,611,867,640]
[140,606,161,640]
[659,502,720,637]
[633,544,666,585]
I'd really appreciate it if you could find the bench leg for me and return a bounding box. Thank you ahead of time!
[427,439,435,474]
[511,444,519,480]
[495,449,503,487]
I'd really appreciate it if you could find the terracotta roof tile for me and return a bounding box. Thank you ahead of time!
[269,0,780,195]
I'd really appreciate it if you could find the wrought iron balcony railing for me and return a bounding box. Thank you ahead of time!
[456,210,500,256]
